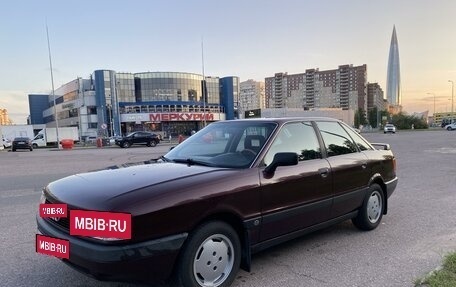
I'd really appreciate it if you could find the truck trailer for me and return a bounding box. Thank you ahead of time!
[32,127,79,147]
[0,125,34,142]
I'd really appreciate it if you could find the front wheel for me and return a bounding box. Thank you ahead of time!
[122,141,131,148]
[352,184,384,231]
[150,140,157,147]
[177,221,241,287]
[447,127,453,131]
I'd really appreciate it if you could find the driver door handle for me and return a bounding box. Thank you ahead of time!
[318,168,329,178]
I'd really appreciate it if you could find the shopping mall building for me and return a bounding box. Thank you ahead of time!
[28,70,239,140]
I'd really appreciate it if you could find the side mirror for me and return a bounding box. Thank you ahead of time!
[371,143,391,150]
[263,152,298,175]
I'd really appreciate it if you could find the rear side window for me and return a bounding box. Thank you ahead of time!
[340,123,373,151]
[316,121,358,157]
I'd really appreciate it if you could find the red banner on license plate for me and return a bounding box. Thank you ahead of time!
[39,203,67,218]
[36,234,70,259]
[69,210,131,239]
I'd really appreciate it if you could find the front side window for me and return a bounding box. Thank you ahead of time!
[263,122,321,166]
[316,121,358,157]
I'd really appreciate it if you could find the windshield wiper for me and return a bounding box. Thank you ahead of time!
[159,155,171,162]
[171,158,214,167]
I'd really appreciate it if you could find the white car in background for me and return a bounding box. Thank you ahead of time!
[384,123,396,134]
[444,123,456,131]
[2,138,12,148]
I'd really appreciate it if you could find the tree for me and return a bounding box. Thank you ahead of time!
[354,108,368,128]
[368,107,378,128]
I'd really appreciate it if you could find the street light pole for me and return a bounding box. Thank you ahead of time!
[46,21,60,149]
[449,80,454,121]
[427,92,435,116]
[201,38,207,127]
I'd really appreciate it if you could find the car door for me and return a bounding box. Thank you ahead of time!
[259,121,333,241]
[133,132,143,145]
[315,121,371,218]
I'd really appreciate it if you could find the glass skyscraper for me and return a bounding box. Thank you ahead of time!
[386,26,401,105]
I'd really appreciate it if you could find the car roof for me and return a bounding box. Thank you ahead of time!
[217,117,340,124]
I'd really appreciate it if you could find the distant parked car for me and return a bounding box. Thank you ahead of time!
[2,137,11,148]
[384,123,396,134]
[85,136,97,144]
[115,131,160,148]
[12,137,33,152]
[109,136,122,145]
[444,123,456,131]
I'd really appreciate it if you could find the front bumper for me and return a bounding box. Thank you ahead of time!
[36,216,187,283]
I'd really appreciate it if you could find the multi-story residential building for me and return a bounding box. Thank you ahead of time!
[239,79,265,112]
[265,64,367,111]
[29,70,239,139]
[0,108,12,125]
[367,83,385,111]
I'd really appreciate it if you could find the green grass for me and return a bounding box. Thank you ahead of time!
[415,252,456,287]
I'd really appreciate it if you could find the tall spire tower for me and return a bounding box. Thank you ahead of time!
[386,26,401,105]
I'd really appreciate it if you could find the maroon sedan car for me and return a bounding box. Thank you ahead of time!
[37,117,397,287]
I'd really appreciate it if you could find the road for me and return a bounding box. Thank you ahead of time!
[0,131,455,287]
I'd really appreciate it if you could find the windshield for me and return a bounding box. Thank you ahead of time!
[165,121,277,168]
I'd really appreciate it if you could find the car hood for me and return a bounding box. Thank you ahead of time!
[45,162,226,211]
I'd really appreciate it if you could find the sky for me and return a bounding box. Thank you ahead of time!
[1,0,455,124]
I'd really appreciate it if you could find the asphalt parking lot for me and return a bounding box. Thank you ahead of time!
[0,130,455,287]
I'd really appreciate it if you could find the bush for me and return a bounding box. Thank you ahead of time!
[391,112,428,130]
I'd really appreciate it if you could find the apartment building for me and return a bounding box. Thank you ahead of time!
[265,64,367,111]
[239,79,265,112]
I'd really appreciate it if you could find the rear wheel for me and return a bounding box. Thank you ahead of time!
[178,221,241,287]
[352,184,384,231]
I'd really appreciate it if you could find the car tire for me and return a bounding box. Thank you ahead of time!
[150,140,157,147]
[12,148,16,152]
[447,127,452,131]
[177,221,241,287]
[32,144,38,148]
[122,142,131,148]
[352,183,384,231]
